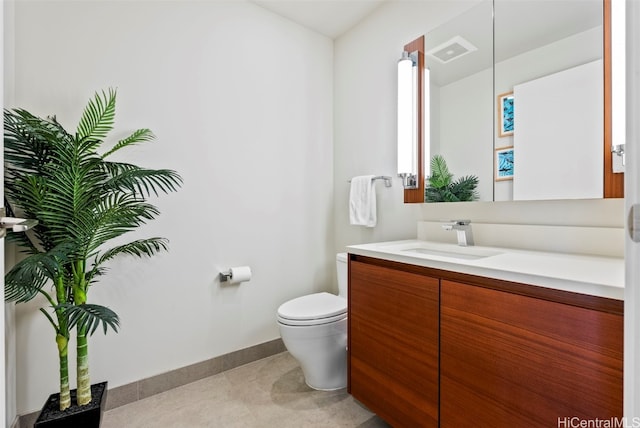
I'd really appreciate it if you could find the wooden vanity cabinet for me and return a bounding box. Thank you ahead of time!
[440,279,623,428]
[348,257,439,428]
[348,255,623,427]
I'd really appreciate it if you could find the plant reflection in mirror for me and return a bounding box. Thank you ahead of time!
[425,155,479,202]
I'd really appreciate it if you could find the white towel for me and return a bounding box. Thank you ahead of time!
[349,175,377,227]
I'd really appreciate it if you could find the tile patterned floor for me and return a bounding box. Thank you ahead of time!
[101,352,391,428]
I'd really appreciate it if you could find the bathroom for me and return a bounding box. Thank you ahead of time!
[3,0,638,426]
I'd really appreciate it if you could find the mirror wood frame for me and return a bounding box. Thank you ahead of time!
[403,35,426,203]
[603,0,623,198]
[404,0,623,204]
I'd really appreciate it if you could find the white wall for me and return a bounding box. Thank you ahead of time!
[438,68,493,200]
[9,1,334,414]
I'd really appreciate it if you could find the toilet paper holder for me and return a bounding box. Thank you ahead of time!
[219,266,252,283]
[219,270,233,282]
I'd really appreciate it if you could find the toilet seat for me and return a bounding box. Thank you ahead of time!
[277,292,347,327]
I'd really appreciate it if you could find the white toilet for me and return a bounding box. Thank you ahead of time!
[276,253,348,390]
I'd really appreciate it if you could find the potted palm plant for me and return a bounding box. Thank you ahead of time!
[4,89,182,427]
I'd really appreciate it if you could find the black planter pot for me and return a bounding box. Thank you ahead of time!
[34,382,108,428]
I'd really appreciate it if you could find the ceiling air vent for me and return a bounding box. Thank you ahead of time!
[426,36,478,64]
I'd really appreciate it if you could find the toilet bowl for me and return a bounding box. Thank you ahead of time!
[277,253,348,390]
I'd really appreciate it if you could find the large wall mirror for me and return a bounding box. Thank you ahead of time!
[420,0,621,203]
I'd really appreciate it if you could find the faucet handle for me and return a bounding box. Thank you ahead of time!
[451,219,471,226]
[441,219,471,228]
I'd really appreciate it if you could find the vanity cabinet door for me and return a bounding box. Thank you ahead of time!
[440,279,623,428]
[348,259,439,428]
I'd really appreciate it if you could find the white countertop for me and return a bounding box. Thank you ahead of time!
[346,240,624,300]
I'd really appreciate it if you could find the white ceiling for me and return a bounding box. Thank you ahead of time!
[251,0,387,39]
[250,0,603,83]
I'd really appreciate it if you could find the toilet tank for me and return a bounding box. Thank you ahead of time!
[336,253,348,298]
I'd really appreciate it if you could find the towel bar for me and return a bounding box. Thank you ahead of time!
[348,176,392,188]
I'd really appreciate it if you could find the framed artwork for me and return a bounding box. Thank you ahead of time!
[495,147,514,181]
[498,91,514,137]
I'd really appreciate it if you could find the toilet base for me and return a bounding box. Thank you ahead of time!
[278,318,347,391]
[305,382,346,391]
[299,348,347,391]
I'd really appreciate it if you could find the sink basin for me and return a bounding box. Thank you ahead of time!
[374,241,503,261]
[360,240,504,261]
[402,246,501,260]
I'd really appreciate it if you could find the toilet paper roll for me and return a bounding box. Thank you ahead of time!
[229,266,252,284]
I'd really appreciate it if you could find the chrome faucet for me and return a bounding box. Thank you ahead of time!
[442,220,474,246]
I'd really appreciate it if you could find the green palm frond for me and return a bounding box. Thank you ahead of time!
[4,109,69,171]
[101,128,155,159]
[12,175,49,218]
[4,110,71,212]
[97,238,169,266]
[86,238,169,284]
[441,189,460,202]
[425,155,478,203]
[450,175,480,202]
[5,230,37,254]
[5,261,49,303]
[76,89,116,143]
[424,187,444,202]
[4,243,73,303]
[59,303,119,336]
[428,155,453,189]
[102,162,183,197]
[92,193,157,225]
